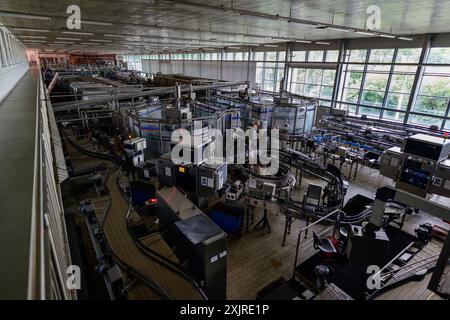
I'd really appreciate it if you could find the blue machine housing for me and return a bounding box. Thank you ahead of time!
[130,181,156,206]
[208,202,244,235]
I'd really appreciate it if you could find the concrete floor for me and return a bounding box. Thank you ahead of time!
[0,67,37,299]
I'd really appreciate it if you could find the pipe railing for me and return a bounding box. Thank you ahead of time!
[292,209,340,278]
[27,69,44,300]
[27,70,76,300]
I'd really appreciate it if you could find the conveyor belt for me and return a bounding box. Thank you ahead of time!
[68,138,205,299]
[275,196,373,224]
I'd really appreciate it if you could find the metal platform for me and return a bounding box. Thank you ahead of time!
[0,67,37,299]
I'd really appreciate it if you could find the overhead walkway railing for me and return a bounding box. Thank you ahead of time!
[27,71,75,300]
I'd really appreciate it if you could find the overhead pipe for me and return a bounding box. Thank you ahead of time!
[53,81,248,112]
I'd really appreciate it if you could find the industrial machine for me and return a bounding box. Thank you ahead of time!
[166,106,192,121]
[380,134,450,197]
[156,152,175,187]
[158,126,228,199]
[157,187,227,300]
[123,137,147,167]
[340,133,450,297]
[225,180,244,202]
[198,161,228,198]
[273,102,317,136]
[158,159,228,198]
[250,103,273,129]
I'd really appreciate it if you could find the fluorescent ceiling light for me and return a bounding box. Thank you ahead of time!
[264,44,279,48]
[62,31,94,36]
[379,34,396,39]
[246,44,260,46]
[0,12,51,21]
[89,39,112,42]
[104,34,128,38]
[294,40,312,44]
[173,3,223,15]
[81,42,99,45]
[14,28,50,33]
[56,37,81,41]
[355,30,376,36]
[54,41,74,44]
[19,35,47,39]
[202,48,215,51]
[271,37,289,41]
[228,46,241,49]
[48,44,64,46]
[82,20,113,26]
[397,36,413,41]
[22,40,46,43]
[315,41,330,45]
[327,26,350,32]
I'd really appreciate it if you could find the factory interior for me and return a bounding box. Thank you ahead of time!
[0,0,450,304]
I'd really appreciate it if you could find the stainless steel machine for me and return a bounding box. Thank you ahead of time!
[123,137,147,167]
[157,187,227,300]
[380,134,450,197]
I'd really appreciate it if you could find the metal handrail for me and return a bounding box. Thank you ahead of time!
[292,209,340,278]
[27,70,77,300]
[381,254,440,278]
[27,69,44,300]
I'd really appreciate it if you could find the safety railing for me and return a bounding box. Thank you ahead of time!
[27,71,75,300]
[292,209,340,277]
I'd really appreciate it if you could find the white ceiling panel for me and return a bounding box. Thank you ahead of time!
[0,0,449,53]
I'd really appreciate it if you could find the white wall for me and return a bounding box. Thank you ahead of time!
[0,25,29,104]
[0,63,29,103]
[142,59,257,83]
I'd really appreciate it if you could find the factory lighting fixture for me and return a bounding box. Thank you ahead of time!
[14,28,50,33]
[0,12,51,21]
[228,46,241,49]
[315,41,330,45]
[379,34,396,39]
[327,26,350,32]
[62,31,95,36]
[19,35,47,39]
[355,30,376,36]
[56,37,81,41]
[104,34,128,38]
[22,40,46,43]
[294,40,312,44]
[270,37,288,41]
[89,39,112,43]
[172,2,225,15]
[263,44,279,48]
[82,20,114,27]
[53,41,74,44]
[397,36,414,41]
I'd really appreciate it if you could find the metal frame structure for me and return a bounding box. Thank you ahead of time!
[28,71,75,300]
[129,37,450,131]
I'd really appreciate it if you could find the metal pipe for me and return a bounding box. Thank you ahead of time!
[53,81,248,112]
